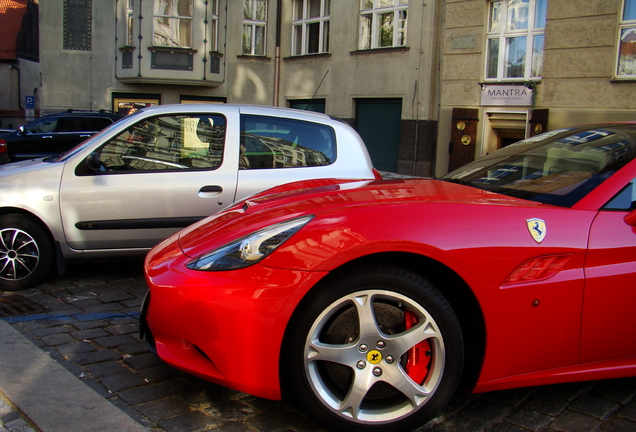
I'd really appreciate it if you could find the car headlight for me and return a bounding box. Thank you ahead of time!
[186,215,314,271]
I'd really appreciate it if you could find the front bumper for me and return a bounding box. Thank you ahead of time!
[143,251,327,400]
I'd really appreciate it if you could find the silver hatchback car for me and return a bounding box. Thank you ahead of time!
[0,104,379,291]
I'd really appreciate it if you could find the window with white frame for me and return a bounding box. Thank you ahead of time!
[153,0,193,48]
[618,0,636,77]
[485,0,546,80]
[243,0,268,55]
[359,0,408,50]
[210,0,219,52]
[292,0,330,55]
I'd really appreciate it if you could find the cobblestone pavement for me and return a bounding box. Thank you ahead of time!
[2,261,636,432]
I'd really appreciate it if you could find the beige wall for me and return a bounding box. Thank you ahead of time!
[279,0,442,122]
[39,0,443,118]
[40,0,443,115]
[40,0,115,112]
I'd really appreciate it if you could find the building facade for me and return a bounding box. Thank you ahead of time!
[11,0,636,176]
[34,0,442,176]
[438,0,636,176]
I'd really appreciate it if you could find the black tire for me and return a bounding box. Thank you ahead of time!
[284,266,464,432]
[0,214,54,291]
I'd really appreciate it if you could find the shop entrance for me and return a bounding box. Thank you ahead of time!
[485,111,528,153]
[497,128,526,148]
[485,109,550,152]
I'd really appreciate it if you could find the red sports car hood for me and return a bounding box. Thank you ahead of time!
[176,178,547,258]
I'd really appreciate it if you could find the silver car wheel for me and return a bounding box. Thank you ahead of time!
[0,227,40,281]
[303,289,446,425]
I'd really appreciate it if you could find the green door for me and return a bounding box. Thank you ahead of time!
[356,99,401,172]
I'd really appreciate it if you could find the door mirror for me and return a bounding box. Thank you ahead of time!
[624,209,636,227]
[85,151,102,172]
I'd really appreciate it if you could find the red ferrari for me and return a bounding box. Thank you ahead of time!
[142,123,636,432]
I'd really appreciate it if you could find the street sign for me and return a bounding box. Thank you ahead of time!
[25,96,35,109]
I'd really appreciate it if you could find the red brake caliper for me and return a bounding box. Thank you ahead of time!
[404,310,432,384]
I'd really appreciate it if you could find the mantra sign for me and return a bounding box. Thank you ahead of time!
[481,84,533,106]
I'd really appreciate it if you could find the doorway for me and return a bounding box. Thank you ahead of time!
[355,98,402,172]
[483,111,529,155]
[498,128,526,148]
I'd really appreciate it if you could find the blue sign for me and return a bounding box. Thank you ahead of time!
[25,96,35,109]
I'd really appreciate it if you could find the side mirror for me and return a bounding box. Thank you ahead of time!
[18,126,26,135]
[85,151,102,171]
[624,209,636,227]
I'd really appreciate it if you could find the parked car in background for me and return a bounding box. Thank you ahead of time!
[143,123,636,432]
[0,110,122,164]
[0,104,380,291]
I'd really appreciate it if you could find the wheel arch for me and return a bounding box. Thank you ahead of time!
[0,207,55,239]
[279,251,486,397]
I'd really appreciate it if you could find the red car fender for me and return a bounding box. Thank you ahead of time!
[262,201,597,386]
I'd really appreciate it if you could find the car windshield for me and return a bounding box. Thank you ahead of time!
[441,124,636,207]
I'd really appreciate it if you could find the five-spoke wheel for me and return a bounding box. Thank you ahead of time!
[286,267,463,432]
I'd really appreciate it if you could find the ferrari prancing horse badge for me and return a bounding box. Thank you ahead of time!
[526,218,546,243]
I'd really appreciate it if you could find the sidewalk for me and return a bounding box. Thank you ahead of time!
[0,319,149,432]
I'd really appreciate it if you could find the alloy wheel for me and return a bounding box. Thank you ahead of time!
[303,289,446,425]
[0,227,40,281]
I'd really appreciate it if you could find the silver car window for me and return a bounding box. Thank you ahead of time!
[240,114,335,169]
[96,114,226,172]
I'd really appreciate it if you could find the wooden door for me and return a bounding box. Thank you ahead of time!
[448,108,479,171]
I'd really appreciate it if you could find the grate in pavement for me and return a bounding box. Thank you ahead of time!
[0,293,49,318]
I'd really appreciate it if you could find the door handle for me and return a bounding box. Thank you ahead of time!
[198,185,224,200]
[80,134,91,138]
[42,135,53,139]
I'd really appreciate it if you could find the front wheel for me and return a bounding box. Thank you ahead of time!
[285,267,464,432]
[0,214,54,291]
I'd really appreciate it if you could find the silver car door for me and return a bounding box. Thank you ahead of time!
[59,111,239,251]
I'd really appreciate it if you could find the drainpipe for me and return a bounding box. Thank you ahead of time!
[273,0,282,106]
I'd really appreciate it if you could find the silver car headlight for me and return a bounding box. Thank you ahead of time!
[186,215,314,271]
